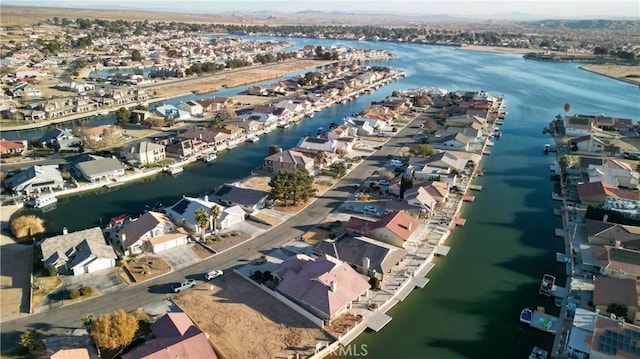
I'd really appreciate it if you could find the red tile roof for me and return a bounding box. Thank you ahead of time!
[347,211,418,242]
[577,181,640,201]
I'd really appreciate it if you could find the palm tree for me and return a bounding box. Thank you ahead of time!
[209,205,222,235]
[564,103,572,119]
[194,208,209,240]
[315,150,327,167]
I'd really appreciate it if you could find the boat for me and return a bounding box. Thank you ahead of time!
[520,308,533,324]
[539,274,556,296]
[27,194,58,208]
[163,167,184,175]
[99,111,110,116]
[246,135,260,143]
[198,153,217,162]
[529,347,549,359]
[493,128,502,139]
[277,124,290,129]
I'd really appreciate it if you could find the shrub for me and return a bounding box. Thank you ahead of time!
[251,271,263,281]
[46,264,57,277]
[79,287,94,296]
[68,289,81,299]
[369,277,381,290]
[10,215,45,240]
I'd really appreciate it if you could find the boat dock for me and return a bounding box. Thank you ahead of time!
[530,310,561,334]
[555,228,565,237]
[468,185,483,191]
[366,312,392,332]
[434,245,451,256]
[462,195,475,202]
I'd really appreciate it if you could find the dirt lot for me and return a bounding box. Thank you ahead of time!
[174,272,334,359]
[581,64,640,85]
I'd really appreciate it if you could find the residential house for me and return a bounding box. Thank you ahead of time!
[428,133,473,151]
[434,127,481,141]
[122,312,218,359]
[264,149,315,174]
[118,211,189,255]
[37,128,82,151]
[40,227,116,275]
[593,277,640,325]
[225,118,262,135]
[220,124,245,142]
[56,82,95,93]
[33,98,76,118]
[120,141,166,166]
[178,128,230,148]
[592,245,640,279]
[2,165,64,194]
[444,114,486,130]
[327,125,355,140]
[604,197,640,220]
[166,139,208,158]
[211,185,269,214]
[274,254,370,323]
[570,134,608,153]
[566,114,635,136]
[566,308,596,359]
[165,195,244,234]
[586,219,640,250]
[74,157,125,183]
[587,160,639,189]
[80,125,114,142]
[406,152,468,184]
[346,210,419,248]
[314,236,407,281]
[343,116,380,137]
[585,314,640,358]
[195,96,233,112]
[176,101,204,116]
[577,181,640,207]
[0,139,28,156]
[297,136,354,154]
[9,83,41,97]
[155,104,191,120]
[403,181,449,216]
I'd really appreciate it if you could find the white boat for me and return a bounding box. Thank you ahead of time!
[99,111,110,116]
[199,153,217,162]
[246,136,260,143]
[164,167,184,175]
[529,347,548,359]
[28,194,58,208]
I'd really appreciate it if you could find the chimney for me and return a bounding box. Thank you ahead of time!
[121,234,126,246]
[603,214,608,223]
[204,195,209,202]
[362,257,370,275]
[408,222,412,231]
[62,227,68,235]
[614,240,621,248]
[329,281,337,293]
[279,156,282,162]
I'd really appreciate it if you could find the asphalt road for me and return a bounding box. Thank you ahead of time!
[0,117,419,352]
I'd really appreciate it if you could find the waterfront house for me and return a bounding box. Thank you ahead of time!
[220,124,245,141]
[604,197,640,220]
[155,104,191,120]
[225,118,262,135]
[403,181,449,215]
[585,313,640,357]
[264,149,315,174]
[593,277,640,325]
[587,160,638,190]
[212,185,269,214]
[566,114,635,136]
[297,136,354,154]
[274,254,370,324]
[565,308,596,359]
[120,141,166,166]
[577,181,640,207]
[37,128,82,151]
[444,113,486,129]
[343,117,378,137]
[74,157,125,183]
[40,227,116,276]
[178,128,230,148]
[570,134,608,153]
[165,139,208,158]
[346,210,419,248]
[0,139,28,157]
[585,219,640,250]
[428,133,473,151]
[118,211,189,255]
[591,245,640,280]
[176,100,204,116]
[313,236,407,281]
[2,165,64,195]
[195,96,233,112]
[326,125,356,140]
[434,127,481,141]
[165,195,244,234]
[122,312,218,359]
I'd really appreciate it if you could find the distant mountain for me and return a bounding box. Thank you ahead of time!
[523,19,640,31]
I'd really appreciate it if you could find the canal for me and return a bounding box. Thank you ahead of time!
[9,37,640,358]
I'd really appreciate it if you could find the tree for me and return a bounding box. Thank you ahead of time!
[423,118,437,133]
[194,208,209,239]
[607,303,628,320]
[131,49,142,62]
[268,169,316,206]
[315,150,327,166]
[209,205,221,235]
[11,215,45,240]
[315,45,324,58]
[564,103,572,119]
[89,310,139,350]
[268,145,282,156]
[558,154,575,171]
[115,107,131,124]
[409,144,436,157]
[19,330,36,351]
[209,114,223,129]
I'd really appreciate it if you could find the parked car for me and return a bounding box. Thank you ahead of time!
[171,279,196,293]
[205,270,223,280]
[389,159,404,167]
[378,179,390,186]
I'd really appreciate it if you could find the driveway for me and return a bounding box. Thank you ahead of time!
[0,242,33,320]
[156,244,202,271]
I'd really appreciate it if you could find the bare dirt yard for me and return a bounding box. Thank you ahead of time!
[174,272,334,359]
[581,64,640,85]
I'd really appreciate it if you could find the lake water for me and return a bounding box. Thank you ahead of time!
[10,37,640,359]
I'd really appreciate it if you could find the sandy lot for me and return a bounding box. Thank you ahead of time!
[459,45,534,55]
[580,64,640,85]
[174,273,334,359]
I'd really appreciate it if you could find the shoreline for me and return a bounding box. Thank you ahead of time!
[578,65,640,86]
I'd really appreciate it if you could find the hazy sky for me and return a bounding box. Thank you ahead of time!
[3,0,639,19]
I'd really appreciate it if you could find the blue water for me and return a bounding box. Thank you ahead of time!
[9,36,640,359]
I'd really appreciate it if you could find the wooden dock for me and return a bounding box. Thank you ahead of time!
[469,185,483,191]
[453,217,466,226]
[553,208,562,216]
[482,149,491,155]
[463,195,475,202]
[555,228,565,238]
